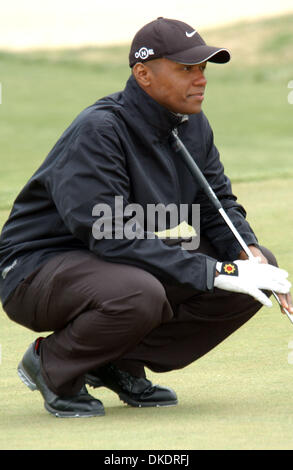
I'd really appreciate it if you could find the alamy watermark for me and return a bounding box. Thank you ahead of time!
[92,196,200,250]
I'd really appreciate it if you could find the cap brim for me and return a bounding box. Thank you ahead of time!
[164,45,231,65]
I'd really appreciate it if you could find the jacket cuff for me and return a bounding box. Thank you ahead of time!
[226,236,259,260]
[206,257,217,292]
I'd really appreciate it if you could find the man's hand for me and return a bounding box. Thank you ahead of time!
[277,292,293,315]
[214,259,291,307]
[238,245,268,264]
[238,245,293,315]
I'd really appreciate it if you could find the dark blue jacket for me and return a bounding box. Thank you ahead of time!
[0,75,258,306]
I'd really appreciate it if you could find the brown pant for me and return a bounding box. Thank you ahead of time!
[4,239,277,395]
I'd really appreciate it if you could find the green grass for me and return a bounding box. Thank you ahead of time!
[1,12,293,450]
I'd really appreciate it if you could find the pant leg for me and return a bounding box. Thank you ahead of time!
[117,240,278,374]
[4,250,173,395]
[5,241,278,391]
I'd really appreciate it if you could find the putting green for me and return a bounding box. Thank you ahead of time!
[1,13,293,450]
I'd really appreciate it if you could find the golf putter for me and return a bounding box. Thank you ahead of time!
[171,129,293,325]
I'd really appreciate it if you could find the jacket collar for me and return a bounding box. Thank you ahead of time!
[122,75,188,139]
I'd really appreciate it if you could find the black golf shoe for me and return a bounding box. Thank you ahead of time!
[85,363,178,407]
[17,338,105,418]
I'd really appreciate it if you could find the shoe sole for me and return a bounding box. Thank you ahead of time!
[44,402,104,418]
[18,362,105,418]
[17,361,38,391]
[119,393,178,408]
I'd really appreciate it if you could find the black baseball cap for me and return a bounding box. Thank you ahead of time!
[129,17,230,67]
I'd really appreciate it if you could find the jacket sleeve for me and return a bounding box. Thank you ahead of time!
[197,115,259,260]
[46,118,216,292]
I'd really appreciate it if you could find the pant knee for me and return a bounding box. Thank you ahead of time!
[89,268,173,337]
[130,272,173,329]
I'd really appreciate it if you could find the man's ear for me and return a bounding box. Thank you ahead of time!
[132,63,152,88]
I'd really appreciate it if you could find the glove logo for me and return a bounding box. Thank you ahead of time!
[224,263,236,274]
[221,262,238,276]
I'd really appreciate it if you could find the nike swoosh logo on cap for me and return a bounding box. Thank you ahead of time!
[186,31,197,38]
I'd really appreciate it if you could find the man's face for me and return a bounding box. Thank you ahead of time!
[135,58,207,115]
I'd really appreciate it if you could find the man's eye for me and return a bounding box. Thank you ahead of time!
[183,65,206,72]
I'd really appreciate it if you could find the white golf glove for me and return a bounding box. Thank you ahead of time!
[214,259,291,307]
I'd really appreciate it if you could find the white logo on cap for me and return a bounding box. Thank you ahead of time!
[135,47,155,60]
[186,30,197,38]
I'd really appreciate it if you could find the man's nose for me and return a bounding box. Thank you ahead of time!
[192,71,207,87]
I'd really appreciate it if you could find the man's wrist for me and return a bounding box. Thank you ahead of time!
[215,261,222,277]
[238,244,257,260]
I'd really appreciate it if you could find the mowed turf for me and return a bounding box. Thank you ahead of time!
[0,13,293,450]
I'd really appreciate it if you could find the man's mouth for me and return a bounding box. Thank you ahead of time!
[188,92,204,101]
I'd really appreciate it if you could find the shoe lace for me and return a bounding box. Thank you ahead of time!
[109,364,154,394]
